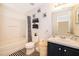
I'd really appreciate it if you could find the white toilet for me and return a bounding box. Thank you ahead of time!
[25,42,35,55]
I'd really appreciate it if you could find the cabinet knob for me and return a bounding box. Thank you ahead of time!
[64,49,67,52]
[58,48,61,50]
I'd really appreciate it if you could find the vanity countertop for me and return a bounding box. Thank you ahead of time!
[48,35,79,49]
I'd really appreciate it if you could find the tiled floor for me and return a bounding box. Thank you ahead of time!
[9,48,40,56]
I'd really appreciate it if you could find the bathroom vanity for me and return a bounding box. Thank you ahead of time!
[47,35,79,56]
[48,6,79,56]
[47,42,79,56]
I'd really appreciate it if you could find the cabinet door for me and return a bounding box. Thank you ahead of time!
[47,42,63,56]
[63,47,69,56]
[63,46,79,56]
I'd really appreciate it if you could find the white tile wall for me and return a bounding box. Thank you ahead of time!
[26,4,52,42]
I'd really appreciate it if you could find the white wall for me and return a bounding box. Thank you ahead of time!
[0,4,27,55]
[26,4,52,42]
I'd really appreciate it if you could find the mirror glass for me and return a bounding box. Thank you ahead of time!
[52,8,72,35]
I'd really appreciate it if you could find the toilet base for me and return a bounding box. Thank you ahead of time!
[26,48,35,55]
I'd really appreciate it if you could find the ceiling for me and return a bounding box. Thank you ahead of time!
[3,3,46,14]
[2,3,75,15]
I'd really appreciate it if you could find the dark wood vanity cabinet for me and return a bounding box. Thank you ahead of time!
[47,42,63,56]
[47,42,79,56]
[64,47,79,56]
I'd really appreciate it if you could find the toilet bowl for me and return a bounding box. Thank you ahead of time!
[25,42,35,55]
